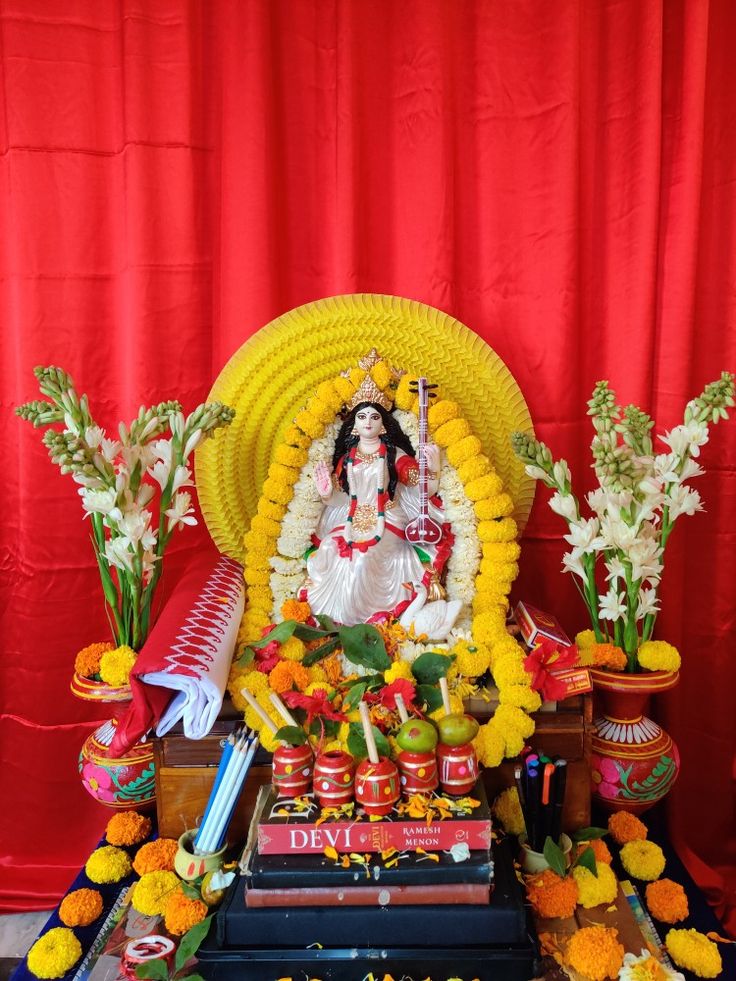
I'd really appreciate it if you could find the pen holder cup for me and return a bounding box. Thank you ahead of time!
[174,829,228,881]
[518,833,572,875]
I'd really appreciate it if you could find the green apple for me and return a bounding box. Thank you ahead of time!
[437,713,479,747]
[396,719,439,753]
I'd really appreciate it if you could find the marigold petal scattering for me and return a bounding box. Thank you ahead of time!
[608,810,648,845]
[620,840,666,881]
[85,845,132,884]
[105,810,152,846]
[564,925,625,981]
[58,888,103,927]
[645,879,689,924]
[665,928,723,978]
[26,928,83,979]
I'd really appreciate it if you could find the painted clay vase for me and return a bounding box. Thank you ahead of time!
[437,742,478,796]
[78,718,155,809]
[271,743,313,798]
[590,668,680,813]
[355,757,400,816]
[313,750,355,807]
[397,750,439,796]
[173,829,227,881]
[70,672,132,704]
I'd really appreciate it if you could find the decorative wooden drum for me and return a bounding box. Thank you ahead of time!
[272,744,313,798]
[313,750,355,807]
[397,750,439,796]
[354,757,400,815]
[437,742,478,796]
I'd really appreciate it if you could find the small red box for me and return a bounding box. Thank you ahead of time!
[514,601,572,648]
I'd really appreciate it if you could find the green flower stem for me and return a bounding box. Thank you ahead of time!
[622,560,640,669]
[581,553,604,641]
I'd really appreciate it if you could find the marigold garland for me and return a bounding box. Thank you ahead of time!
[133,838,178,875]
[131,870,180,916]
[163,887,208,936]
[105,810,151,846]
[620,840,666,881]
[608,810,648,845]
[85,845,132,884]
[645,878,689,924]
[26,928,82,979]
[98,645,137,687]
[638,640,681,672]
[491,787,526,836]
[58,888,103,927]
[665,928,722,978]
[564,926,625,981]
[74,642,114,678]
[572,861,619,907]
[525,869,578,919]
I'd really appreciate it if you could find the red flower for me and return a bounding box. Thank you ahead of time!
[282,687,348,727]
[254,639,281,673]
[379,678,417,711]
[523,637,579,701]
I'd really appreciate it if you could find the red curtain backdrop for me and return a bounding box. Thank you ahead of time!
[1,0,735,926]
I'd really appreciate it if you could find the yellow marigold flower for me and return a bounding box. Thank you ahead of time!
[307,396,337,425]
[228,667,268,713]
[240,608,270,633]
[589,642,628,671]
[106,811,151,846]
[482,541,521,563]
[244,528,277,553]
[502,726,526,757]
[620,840,666,881]
[315,379,342,407]
[429,693,464,720]
[494,704,535,739]
[133,838,178,875]
[59,888,103,927]
[74,642,113,678]
[446,434,482,467]
[638,640,681,672]
[490,634,524,661]
[473,590,510,615]
[370,360,393,390]
[573,861,618,907]
[281,599,312,622]
[463,473,502,502]
[474,493,514,519]
[452,639,491,678]
[250,513,282,537]
[163,886,208,936]
[275,444,309,469]
[279,636,306,661]
[308,664,328,684]
[646,878,689,924]
[478,517,518,543]
[499,685,542,713]
[428,399,460,431]
[473,721,505,768]
[348,367,367,387]
[257,497,288,521]
[27,928,82,979]
[384,660,414,683]
[258,725,281,754]
[456,455,493,484]
[304,681,335,698]
[565,926,624,981]
[393,373,417,410]
[333,375,356,402]
[261,476,294,506]
[281,424,311,449]
[244,566,270,587]
[492,787,526,836]
[293,408,325,439]
[473,610,508,642]
[525,869,578,919]
[85,845,131,884]
[269,660,311,693]
[246,585,272,612]
[666,928,722,978]
[132,870,180,916]
[575,629,597,649]
[493,653,531,688]
[434,417,471,448]
[99,645,136,687]
[608,810,648,845]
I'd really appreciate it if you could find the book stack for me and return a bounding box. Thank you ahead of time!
[241,779,494,909]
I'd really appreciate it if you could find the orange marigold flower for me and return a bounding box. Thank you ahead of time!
[589,643,628,671]
[565,926,625,981]
[269,659,311,693]
[323,651,345,686]
[105,811,151,846]
[163,887,208,936]
[280,599,312,623]
[525,869,578,919]
[59,888,103,927]
[576,838,613,865]
[646,878,689,924]
[608,810,648,845]
[74,642,114,678]
[133,838,178,875]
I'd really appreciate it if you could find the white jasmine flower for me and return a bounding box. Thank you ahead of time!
[524,464,548,482]
[166,492,197,531]
[636,588,660,619]
[549,491,577,522]
[599,588,627,622]
[679,458,705,482]
[561,551,586,579]
[563,517,601,553]
[586,488,608,515]
[105,536,135,573]
[665,484,704,521]
[604,557,625,582]
[598,514,637,551]
[79,487,118,517]
[118,509,157,550]
[85,426,105,450]
[170,464,193,494]
[183,429,203,459]
[100,437,122,463]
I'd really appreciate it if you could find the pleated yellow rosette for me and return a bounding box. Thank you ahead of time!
[196,294,535,561]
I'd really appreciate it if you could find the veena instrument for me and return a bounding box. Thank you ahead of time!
[405,377,443,546]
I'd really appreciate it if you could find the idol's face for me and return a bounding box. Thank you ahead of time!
[354,407,383,439]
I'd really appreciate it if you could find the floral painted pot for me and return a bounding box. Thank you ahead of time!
[590,668,680,814]
[70,672,132,704]
[174,829,227,881]
[79,718,155,809]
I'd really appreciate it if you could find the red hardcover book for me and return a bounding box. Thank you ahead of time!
[256,784,492,856]
[245,881,491,907]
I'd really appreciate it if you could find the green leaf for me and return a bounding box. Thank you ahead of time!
[316,614,339,632]
[347,722,390,760]
[416,684,444,713]
[309,717,339,740]
[411,652,453,684]
[179,975,206,981]
[274,725,307,746]
[293,622,331,641]
[135,961,169,981]
[174,914,214,974]
[574,846,598,877]
[339,624,391,671]
[181,880,202,901]
[343,682,367,712]
[543,836,567,878]
[247,620,297,648]
[235,645,255,668]
[571,826,608,842]
[302,636,341,667]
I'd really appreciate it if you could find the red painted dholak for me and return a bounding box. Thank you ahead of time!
[271,744,313,798]
[397,750,439,796]
[313,750,355,807]
[437,743,479,796]
[355,757,400,815]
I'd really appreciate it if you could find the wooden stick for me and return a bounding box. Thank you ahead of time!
[439,676,452,715]
[394,692,409,724]
[269,691,299,727]
[241,689,279,734]
[358,700,380,764]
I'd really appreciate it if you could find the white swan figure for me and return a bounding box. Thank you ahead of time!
[398,582,463,641]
